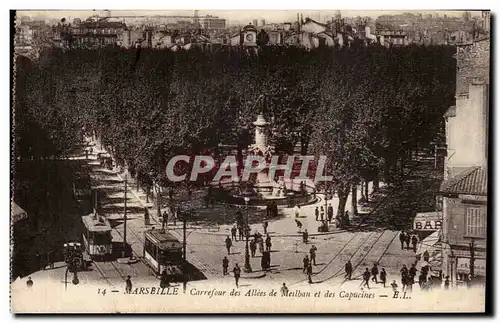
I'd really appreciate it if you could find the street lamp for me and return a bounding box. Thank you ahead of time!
[243,196,252,273]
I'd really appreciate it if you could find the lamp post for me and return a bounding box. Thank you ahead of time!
[243,196,252,273]
[122,173,128,258]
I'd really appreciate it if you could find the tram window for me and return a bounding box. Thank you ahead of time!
[144,239,156,256]
[94,233,111,244]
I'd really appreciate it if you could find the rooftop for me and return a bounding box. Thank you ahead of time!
[440,166,488,196]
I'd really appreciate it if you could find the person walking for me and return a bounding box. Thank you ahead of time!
[418,270,427,289]
[409,263,417,283]
[250,239,257,257]
[225,236,232,255]
[303,255,310,274]
[327,204,334,222]
[233,264,241,288]
[160,269,170,289]
[280,283,289,296]
[405,233,411,250]
[125,275,132,294]
[315,207,319,221]
[391,280,398,292]
[411,234,418,253]
[362,268,371,289]
[302,230,308,244]
[231,226,237,241]
[263,222,269,235]
[238,226,244,241]
[309,245,317,266]
[345,260,353,280]
[265,234,272,252]
[294,204,300,218]
[162,211,168,229]
[399,231,406,250]
[307,263,313,284]
[222,256,229,275]
[371,263,379,283]
[380,268,387,287]
[295,219,303,232]
[400,265,409,291]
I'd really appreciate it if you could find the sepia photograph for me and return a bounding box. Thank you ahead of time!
[10,8,490,313]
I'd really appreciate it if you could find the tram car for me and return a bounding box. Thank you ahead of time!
[144,229,184,280]
[81,212,113,260]
[63,242,92,270]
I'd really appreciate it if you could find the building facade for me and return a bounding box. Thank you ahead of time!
[439,35,489,286]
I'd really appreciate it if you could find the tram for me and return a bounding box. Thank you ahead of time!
[144,229,184,280]
[81,212,113,260]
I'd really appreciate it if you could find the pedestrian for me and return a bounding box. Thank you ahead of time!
[399,231,406,250]
[303,255,310,273]
[238,226,244,241]
[266,203,271,217]
[320,206,325,221]
[423,250,430,262]
[418,270,427,289]
[362,268,371,289]
[265,234,272,252]
[258,239,265,255]
[391,280,398,292]
[307,263,313,284]
[345,260,353,280]
[231,226,237,241]
[411,234,418,253]
[444,276,450,290]
[144,208,150,226]
[26,277,33,288]
[405,233,411,250]
[250,239,256,257]
[280,283,289,296]
[225,236,232,255]
[409,263,417,283]
[160,269,170,289]
[162,211,168,229]
[327,203,334,222]
[400,265,409,291]
[233,264,241,288]
[302,229,308,244]
[315,207,319,221]
[222,256,229,275]
[295,219,303,232]
[344,210,350,227]
[371,263,379,283]
[380,268,387,287]
[309,245,317,266]
[294,204,300,218]
[263,221,268,235]
[125,275,132,294]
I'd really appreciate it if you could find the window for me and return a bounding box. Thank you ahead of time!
[465,207,486,238]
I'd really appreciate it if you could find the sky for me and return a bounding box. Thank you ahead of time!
[17,9,479,25]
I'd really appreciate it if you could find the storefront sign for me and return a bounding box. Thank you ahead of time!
[413,212,442,231]
[456,258,486,276]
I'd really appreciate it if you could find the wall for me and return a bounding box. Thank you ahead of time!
[456,38,490,95]
[446,83,488,177]
[443,196,487,248]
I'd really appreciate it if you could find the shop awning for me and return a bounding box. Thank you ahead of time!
[12,202,28,224]
[416,230,443,276]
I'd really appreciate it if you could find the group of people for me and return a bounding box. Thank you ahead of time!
[222,259,245,288]
[266,201,279,218]
[302,245,318,283]
[359,263,388,289]
[399,231,419,253]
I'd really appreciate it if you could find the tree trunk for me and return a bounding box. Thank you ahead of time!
[360,181,366,200]
[373,173,380,192]
[365,180,370,201]
[351,184,358,216]
[336,186,350,219]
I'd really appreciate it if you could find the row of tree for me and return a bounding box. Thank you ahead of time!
[14,44,456,215]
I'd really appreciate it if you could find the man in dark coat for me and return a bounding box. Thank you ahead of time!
[327,204,334,222]
[231,226,237,241]
[225,236,232,255]
[362,268,371,289]
[315,207,319,221]
[302,230,308,244]
[307,263,313,284]
[399,231,406,250]
[411,234,419,253]
[125,275,132,294]
[222,256,229,275]
[265,234,272,252]
[380,268,387,287]
[250,239,257,257]
[345,260,353,280]
[303,255,310,273]
[233,264,241,288]
[371,263,379,283]
[405,233,411,250]
[309,245,317,266]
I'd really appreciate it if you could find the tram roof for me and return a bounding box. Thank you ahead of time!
[145,229,181,247]
[82,214,112,233]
